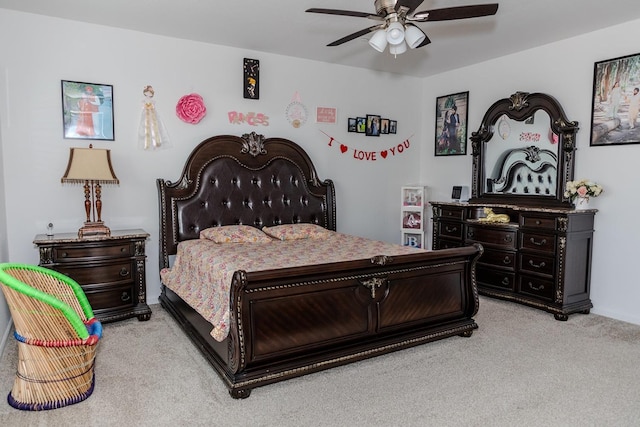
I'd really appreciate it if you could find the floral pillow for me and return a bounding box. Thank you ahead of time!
[200,225,272,243]
[262,224,332,241]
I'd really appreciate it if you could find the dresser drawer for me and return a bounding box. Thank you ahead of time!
[435,238,463,250]
[520,215,556,230]
[84,284,135,311]
[477,267,515,291]
[55,261,134,285]
[479,248,516,270]
[466,225,517,249]
[438,221,464,240]
[519,253,555,277]
[53,242,132,262]
[518,274,554,301]
[520,232,556,253]
[437,207,464,220]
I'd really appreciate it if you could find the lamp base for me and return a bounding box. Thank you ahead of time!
[78,221,111,239]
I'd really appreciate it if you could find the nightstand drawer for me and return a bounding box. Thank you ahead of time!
[56,261,133,285]
[53,242,132,262]
[436,238,463,249]
[84,284,135,311]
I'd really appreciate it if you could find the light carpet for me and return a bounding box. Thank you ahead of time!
[1,297,639,427]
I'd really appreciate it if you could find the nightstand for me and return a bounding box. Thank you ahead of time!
[33,229,152,323]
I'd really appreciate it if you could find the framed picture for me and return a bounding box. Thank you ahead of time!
[389,120,397,134]
[61,80,114,140]
[356,117,366,133]
[366,114,381,136]
[435,91,469,156]
[348,118,357,132]
[590,52,640,146]
[380,118,390,134]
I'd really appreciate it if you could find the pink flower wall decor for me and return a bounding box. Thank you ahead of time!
[176,93,206,124]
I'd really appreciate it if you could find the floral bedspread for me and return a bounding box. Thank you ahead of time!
[160,232,424,341]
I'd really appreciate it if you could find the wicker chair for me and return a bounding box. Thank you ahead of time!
[0,263,102,411]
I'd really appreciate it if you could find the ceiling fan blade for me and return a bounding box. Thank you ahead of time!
[413,4,499,22]
[395,0,425,15]
[306,8,381,20]
[327,25,381,47]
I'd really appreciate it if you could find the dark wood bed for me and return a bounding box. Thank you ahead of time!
[157,132,483,398]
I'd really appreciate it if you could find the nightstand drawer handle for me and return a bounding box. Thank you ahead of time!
[502,256,511,264]
[61,252,68,258]
[445,226,458,233]
[504,235,512,243]
[119,268,129,277]
[529,237,547,246]
[501,277,510,286]
[121,292,131,302]
[528,260,546,269]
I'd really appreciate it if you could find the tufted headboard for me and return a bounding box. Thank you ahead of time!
[488,146,557,196]
[157,133,336,269]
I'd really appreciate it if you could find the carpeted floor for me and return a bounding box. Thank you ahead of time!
[1,297,639,426]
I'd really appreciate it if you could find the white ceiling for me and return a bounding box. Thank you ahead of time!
[2,0,640,78]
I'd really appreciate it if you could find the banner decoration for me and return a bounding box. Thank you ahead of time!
[320,130,413,161]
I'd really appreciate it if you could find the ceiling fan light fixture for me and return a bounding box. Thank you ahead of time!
[405,24,426,49]
[389,40,407,57]
[369,28,388,52]
[385,21,405,45]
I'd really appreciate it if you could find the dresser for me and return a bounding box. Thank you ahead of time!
[431,202,595,320]
[33,229,152,323]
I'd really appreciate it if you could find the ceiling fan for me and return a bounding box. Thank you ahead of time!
[306,0,498,55]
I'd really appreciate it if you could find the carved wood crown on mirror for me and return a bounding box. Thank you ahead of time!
[469,92,579,208]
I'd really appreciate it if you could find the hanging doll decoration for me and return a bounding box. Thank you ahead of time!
[139,85,170,150]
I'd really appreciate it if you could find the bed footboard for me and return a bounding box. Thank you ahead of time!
[161,244,482,398]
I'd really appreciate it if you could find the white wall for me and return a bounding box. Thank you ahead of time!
[0,64,11,352]
[421,19,640,325]
[0,10,423,321]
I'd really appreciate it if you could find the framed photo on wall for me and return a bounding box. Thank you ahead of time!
[366,114,381,136]
[590,52,640,146]
[435,91,468,156]
[61,80,114,140]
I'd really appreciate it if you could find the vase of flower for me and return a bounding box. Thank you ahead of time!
[574,196,590,210]
[564,179,603,211]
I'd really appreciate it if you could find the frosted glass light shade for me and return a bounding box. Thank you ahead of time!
[405,24,426,49]
[386,22,405,45]
[369,29,388,52]
[389,41,407,56]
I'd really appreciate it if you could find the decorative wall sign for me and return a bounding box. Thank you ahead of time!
[61,80,114,140]
[228,111,269,126]
[243,58,260,100]
[320,130,413,162]
[316,107,337,124]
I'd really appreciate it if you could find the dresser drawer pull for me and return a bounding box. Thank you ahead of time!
[121,292,131,302]
[535,220,542,225]
[503,235,513,243]
[529,237,547,246]
[119,268,129,277]
[528,282,544,291]
[445,226,458,233]
[502,256,512,265]
[528,260,546,269]
[121,247,127,252]
[467,230,474,238]
[501,277,510,286]
[61,252,68,258]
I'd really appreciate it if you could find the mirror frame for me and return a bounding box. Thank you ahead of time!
[469,92,578,208]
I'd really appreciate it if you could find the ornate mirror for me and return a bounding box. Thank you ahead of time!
[469,92,578,208]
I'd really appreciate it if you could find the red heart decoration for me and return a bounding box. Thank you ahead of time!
[340,144,348,153]
[380,150,388,159]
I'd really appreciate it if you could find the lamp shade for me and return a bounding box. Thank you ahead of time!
[389,41,407,56]
[369,29,388,52]
[386,22,405,45]
[405,24,426,49]
[61,147,119,184]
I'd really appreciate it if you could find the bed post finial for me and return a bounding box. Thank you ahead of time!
[241,132,267,157]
